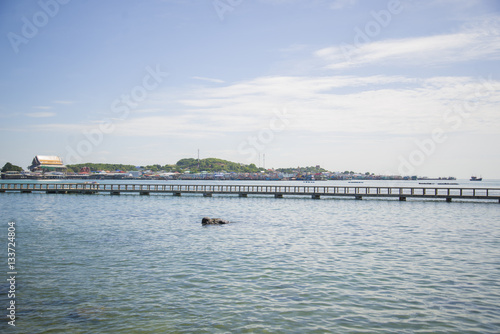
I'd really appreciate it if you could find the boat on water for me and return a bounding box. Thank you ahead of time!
[470,176,483,181]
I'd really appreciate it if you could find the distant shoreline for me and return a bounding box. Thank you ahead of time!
[0,173,459,182]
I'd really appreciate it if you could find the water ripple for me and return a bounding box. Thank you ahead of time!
[0,193,499,333]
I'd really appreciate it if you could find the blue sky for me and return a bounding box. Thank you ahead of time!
[1,0,499,178]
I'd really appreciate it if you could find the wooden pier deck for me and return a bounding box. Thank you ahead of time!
[1,183,500,203]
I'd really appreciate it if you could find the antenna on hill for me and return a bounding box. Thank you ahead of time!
[197,149,200,169]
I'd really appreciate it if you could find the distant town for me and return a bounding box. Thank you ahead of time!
[1,155,457,181]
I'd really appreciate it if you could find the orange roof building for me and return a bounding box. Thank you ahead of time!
[29,155,67,172]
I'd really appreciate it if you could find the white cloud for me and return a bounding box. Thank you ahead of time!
[191,76,225,84]
[32,106,52,110]
[26,112,56,118]
[134,108,163,113]
[31,123,81,131]
[33,74,500,139]
[316,16,500,69]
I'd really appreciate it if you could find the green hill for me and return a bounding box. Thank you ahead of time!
[175,158,261,173]
[67,158,263,174]
[66,163,138,173]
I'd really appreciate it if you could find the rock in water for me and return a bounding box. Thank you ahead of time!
[202,217,230,225]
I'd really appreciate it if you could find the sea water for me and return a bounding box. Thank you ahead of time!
[0,180,499,333]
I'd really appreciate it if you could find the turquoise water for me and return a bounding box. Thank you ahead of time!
[1,182,500,333]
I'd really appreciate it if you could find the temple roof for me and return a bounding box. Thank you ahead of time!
[30,155,66,171]
[34,155,64,165]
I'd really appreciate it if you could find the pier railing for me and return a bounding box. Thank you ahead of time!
[1,183,500,203]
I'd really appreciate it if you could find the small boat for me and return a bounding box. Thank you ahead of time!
[470,176,482,181]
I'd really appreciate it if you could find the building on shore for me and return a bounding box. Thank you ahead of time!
[28,155,67,173]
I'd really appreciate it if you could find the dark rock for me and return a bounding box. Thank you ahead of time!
[202,217,231,225]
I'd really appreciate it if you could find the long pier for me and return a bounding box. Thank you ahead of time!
[1,183,500,203]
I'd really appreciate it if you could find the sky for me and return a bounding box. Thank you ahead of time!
[1,0,499,178]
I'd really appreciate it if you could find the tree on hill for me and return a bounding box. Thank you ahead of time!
[176,158,198,169]
[65,158,264,174]
[146,164,163,172]
[277,166,329,174]
[1,162,23,173]
[175,158,262,173]
[66,163,138,173]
